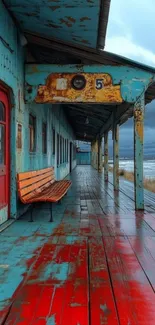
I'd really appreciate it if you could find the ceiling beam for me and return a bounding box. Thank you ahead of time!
[25,33,116,65]
[99,103,131,136]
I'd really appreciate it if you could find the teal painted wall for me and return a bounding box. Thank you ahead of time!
[17,103,76,179]
[0,2,76,222]
[76,152,91,165]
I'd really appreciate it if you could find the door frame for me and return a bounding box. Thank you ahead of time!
[0,82,11,218]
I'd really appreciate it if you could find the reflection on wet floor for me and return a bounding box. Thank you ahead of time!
[1,166,155,324]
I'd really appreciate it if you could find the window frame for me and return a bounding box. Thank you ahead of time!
[57,133,60,166]
[52,128,55,155]
[67,139,69,162]
[42,122,47,154]
[60,135,62,164]
[29,114,36,153]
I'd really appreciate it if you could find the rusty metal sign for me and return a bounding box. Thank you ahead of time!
[35,73,123,104]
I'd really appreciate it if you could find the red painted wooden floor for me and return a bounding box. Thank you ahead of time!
[1,166,155,324]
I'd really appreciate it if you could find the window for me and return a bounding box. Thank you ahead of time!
[52,128,55,155]
[73,144,76,160]
[65,139,67,162]
[67,140,69,162]
[57,134,60,166]
[42,122,47,154]
[63,138,65,163]
[17,123,22,149]
[29,114,36,152]
[60,136,62,164]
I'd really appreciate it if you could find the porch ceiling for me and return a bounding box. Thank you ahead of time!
[63,103,117,141]
[3,0,111,50]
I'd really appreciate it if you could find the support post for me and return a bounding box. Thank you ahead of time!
[134,96,144,210]
[104,133,109,182]
[113,122,119,191]
[91,139,98,169]
[98,137,103,172]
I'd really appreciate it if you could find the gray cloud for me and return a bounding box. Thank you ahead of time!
[106,1,155,158]
[107,0,155,52]
[108,102,155,158]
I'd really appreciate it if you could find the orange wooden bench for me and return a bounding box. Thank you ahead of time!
[17,167,72,222]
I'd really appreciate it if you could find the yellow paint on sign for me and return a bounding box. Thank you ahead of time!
[35,73,123,104]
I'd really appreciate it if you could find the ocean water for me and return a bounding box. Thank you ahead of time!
[109,159,155,179]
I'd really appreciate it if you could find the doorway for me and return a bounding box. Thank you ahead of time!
[0,88,9,224]
[70,142,73,173]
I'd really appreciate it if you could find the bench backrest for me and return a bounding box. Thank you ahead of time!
[17,167,55,202]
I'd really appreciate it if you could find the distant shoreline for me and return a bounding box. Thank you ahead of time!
[108,158,155,161]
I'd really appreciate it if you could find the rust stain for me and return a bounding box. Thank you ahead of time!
[66,16,76,23]
[60,18,72,27]
[81,39,89,44]
[134,109,144,141]
[31,65,39,73]
[46,23,60,28]
[35,73,123,104]
[49,5,60,11]
[80,16,91,22]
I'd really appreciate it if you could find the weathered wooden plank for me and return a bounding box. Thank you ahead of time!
[59,239,89,325]
[89,237,119,324]
[128,236,155,290]
[103,237,155,324]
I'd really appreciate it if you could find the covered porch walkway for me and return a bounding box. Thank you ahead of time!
[1,166,155,324]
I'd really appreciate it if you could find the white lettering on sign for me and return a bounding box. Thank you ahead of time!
[56,78,67,90]
[95,79,104,90]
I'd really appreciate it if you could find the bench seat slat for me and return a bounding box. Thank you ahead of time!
[18,170,54,190]
[19,176,52,197]
[17,167,52,181]
[20,180,71,203]
[17,167,72,206]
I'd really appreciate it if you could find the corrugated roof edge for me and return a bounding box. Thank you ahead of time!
[97,0,111,50]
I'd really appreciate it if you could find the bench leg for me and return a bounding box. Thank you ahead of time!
[49,203,53,222]
[30,206,34,222]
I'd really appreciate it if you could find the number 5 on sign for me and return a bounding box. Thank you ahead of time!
[96,79,104,90]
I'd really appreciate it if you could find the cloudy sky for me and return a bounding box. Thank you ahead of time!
[105,0,155,158]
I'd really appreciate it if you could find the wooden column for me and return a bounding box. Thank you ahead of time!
[98,137,103,172]
[113,123,119,191]
[104,133,109,182]
[134,96,144,210]
[91,140,98,169]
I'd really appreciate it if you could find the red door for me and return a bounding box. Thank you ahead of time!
[0,89,9,224]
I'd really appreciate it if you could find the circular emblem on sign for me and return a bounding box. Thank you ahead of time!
[71,75,86,90]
